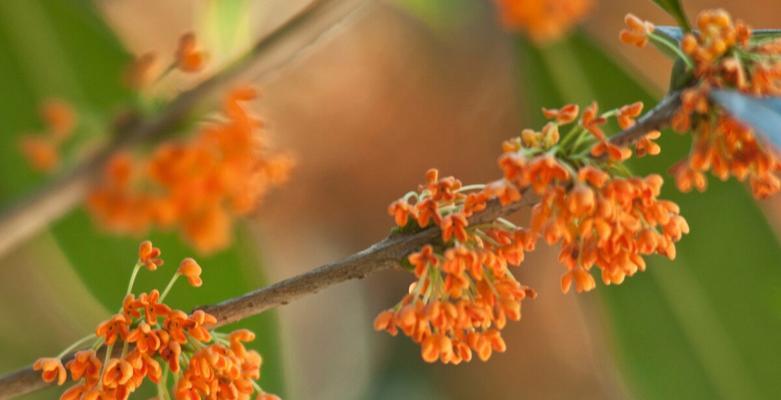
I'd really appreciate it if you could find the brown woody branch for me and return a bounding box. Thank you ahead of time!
[201,92,684,327]
[0,92,679,399]
[0,0,372,260]
[609,92,681,147]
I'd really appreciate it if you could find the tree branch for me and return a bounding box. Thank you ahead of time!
[197,91,683,325]
[0,72,681,400]
[609,92,681,147]
[0,0,373,260]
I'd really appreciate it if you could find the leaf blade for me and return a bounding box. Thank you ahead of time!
[651,0,691,31]
[710,89,781,149]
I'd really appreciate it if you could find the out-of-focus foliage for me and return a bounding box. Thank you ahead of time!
[0,0,128,199]
[395,0,478,32]
[0,0,285,398]
[200,0,253,65]
[517,32,781,399]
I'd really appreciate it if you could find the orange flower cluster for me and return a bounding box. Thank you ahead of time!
[621,9,781,198]
[175,331,272,399]
[495,0,593,43]
[531,169,687,292]
[377,101,688,362]
[17,31,290,253]
[34,241,278,400]
[19,99,77,172]
[379,170,537,364]
[87,87,292,252]
[502,103,686,291]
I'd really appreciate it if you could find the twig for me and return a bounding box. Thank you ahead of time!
[609,92,682,147]
[0,0,373,260]
[203,198,528,326]
[0,72,680,400]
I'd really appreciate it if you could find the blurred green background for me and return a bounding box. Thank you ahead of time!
[0,0,779,399]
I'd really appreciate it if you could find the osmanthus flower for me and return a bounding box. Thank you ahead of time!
[138,240,163,271]
[87,86,292,253]
[377,101,688,363]
[175,32,208,73]
[32,241,279,400]
[494,0,593,43]
[177,257,203,287]
[32,357,67,386]
[621,9,781,199]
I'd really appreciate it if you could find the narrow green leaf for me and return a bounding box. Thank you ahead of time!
[651,0,691,32]
[710,89,781,149]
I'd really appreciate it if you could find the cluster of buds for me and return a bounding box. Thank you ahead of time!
[621,9,781,198]
[87,86,292,253]
[33,241,279,400]
[494,0,593,43]
[377,101,688,363]
[19,99,77,172]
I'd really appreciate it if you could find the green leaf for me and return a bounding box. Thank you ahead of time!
[710,89,781,149]
[651,0,691,32]
[516,31,781,399]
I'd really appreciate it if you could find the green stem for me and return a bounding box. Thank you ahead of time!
[649,32,694,70]
[496,218,518,230]
[158,364,171,400]
[122,262,141,300]
[159,273,181,302]
[120,340,129,358]
[125,263,143,298]
[457,184,486,193]
[56,334,97,358]
[96,343,114,389]
[557,124,582,148]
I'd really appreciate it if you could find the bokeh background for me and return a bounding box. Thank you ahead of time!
[1,0,780,399]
